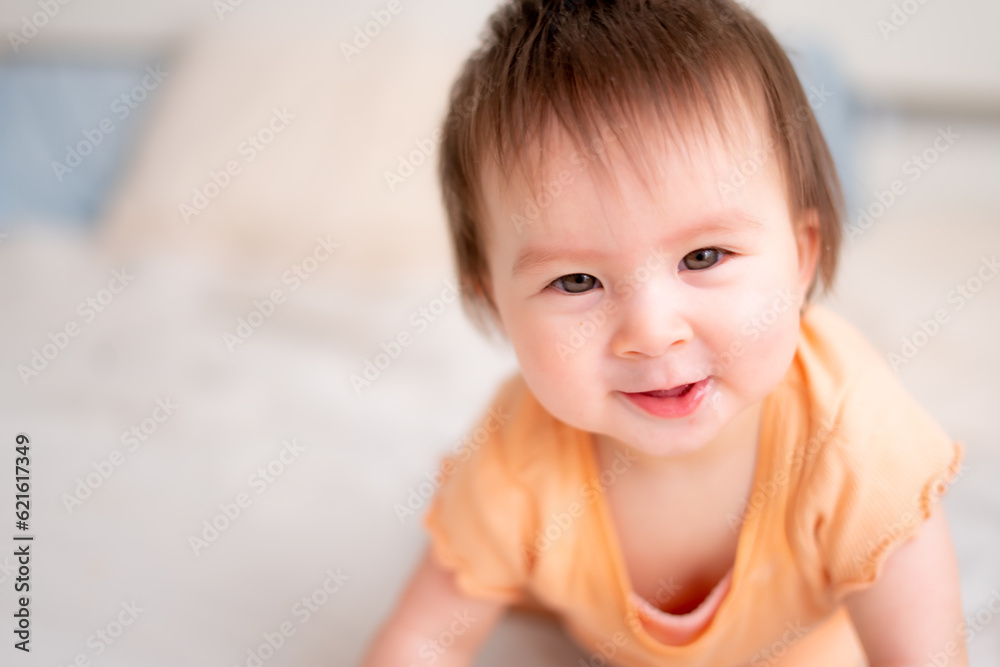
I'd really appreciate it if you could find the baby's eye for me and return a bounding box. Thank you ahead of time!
[680,248,729,271]
[550,273,602,294]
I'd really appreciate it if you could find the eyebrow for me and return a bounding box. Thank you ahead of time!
[510,211,766,278]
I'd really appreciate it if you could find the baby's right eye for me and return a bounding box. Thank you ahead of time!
[550,274,602,294]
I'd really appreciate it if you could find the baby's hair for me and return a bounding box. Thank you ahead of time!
[439,0,844,332]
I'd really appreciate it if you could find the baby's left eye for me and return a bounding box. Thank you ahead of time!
[680,248,729,271]
[550,274,602,294]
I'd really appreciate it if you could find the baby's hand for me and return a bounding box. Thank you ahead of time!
[361,549,508,666]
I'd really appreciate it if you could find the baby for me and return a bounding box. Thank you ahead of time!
[364,0,967,665]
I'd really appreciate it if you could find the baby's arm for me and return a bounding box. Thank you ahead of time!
[844,502,968,666]
[362,548,509,666]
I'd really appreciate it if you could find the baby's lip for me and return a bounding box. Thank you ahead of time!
[620,378,712,419]
[625,377,709,396]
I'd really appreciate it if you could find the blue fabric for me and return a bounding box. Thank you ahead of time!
[0,60,158,228]
[785,42,862,214]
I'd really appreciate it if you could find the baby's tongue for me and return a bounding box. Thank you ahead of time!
[646,383,692,398]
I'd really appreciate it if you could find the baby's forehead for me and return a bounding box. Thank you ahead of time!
[480,109,780,219]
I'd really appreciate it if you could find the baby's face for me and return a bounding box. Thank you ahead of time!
[479,120,818,458]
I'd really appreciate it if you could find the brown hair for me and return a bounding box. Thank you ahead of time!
[439,0,843,332]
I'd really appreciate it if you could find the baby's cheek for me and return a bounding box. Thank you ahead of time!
[709,289,799,382]
[739,309,800,390]
[520,341,603,428]
[714,290,780,344]
[522,372,594,433]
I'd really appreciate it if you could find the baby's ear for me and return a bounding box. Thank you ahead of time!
[794,208,821,304]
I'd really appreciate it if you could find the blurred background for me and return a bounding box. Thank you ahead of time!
[0,0,998,664]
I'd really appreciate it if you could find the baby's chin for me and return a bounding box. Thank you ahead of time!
[550,384,764,458]
[592,422,730,461]
[539,397,727,458]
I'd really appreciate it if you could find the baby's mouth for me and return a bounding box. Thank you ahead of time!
[641,383,696,399]
[621,378,711,419]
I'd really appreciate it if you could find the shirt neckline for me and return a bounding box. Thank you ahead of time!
[577,386,779,654]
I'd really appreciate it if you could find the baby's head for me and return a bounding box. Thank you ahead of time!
[439,0,844,457]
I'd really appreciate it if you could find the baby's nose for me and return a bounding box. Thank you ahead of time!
[609,279,693,359]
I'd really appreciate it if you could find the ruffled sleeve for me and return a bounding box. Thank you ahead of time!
[423,375,537,604]
[798,362,965,603]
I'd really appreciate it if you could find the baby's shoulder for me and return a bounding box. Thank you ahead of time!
[791,306,920,458]
[795,303,892,402]
[780,308,963,600]
[782,305,958,504]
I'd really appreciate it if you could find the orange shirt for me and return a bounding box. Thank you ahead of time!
[424,303,964,666]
